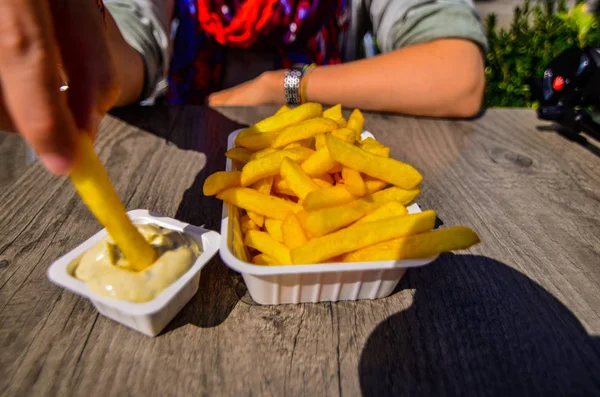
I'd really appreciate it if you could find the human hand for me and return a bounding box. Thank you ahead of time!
[0,0,119,174]
[208,71,285,107]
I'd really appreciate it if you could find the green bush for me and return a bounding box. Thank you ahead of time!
[485,0,600,108]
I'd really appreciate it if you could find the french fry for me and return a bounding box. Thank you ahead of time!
[342,226,480,262]
[323,104,342,120]
[333,173,344,184]
[313,173,334,185]
[241,147,314,186]
[273,176,297,197]
[275,105,291,115]
[301,147,337,176]
[249,147,277,161]
[342,167,366,197]
[217,188,302,220]
[244,230,292,264]
[265,218,284,242]
[251,176,273,195]
[225,147,252,163]
[355,186,421,210]
[352,201,407,226]
[361,137,378,145]
[280,157,320,200]
[328,163,344,174]
[203,171,242,196]
[240,214,260,234]
[297,204,365,237]
[236,130,280,151]
[282,213,308,249]
[336,118,348,128]
[364,176,388,194]
[272,118,338,148]
[312,178,333,189]
[303,185,356,210]
[284,138,314,149]
[315,134,327,150]
[331,128,356,144]
[347,109,365,141]
[247,211,265,227]
[326,134,422,189]
[70,136,156,271]
[291,210,436,264]
[362,143,390,157]
[252,253,280,266]
[235,103,322,146]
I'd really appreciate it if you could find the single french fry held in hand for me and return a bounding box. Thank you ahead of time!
[323,104,343,120]
[282,213,308,249]
[352,201,407,226]
[326,134,422,189]
[272,118,338,148]
[225,147,252,164]
[217,188,301,220]
[347,109,365,141]
[70,136,157,271]
[241,147,314,186]
[280,157,320,200]
[303,185,356,210]
[252,254,280,266]
[247,211,265,227]
[264,218,284,242]
[297,204,366,237]
[244,231,292,264]
[291,210,437,264]
[342,167,366,196]
[203,171,242,196]
[342,226,480,262]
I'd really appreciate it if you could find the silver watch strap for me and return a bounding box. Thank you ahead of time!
[284,67,303,106]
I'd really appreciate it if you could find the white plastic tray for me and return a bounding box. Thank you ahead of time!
[219,130,437,305]
[47,210,220,336]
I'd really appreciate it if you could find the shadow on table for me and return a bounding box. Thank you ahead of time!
[359,254,600,397]
[536,123,600,159]
[113,104,247,330]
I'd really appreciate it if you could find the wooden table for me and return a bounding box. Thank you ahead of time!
[1,106,599,396]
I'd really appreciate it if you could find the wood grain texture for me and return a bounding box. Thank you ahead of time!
[1,106,599,397]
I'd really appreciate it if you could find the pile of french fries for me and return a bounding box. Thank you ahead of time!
[203,103,480,265]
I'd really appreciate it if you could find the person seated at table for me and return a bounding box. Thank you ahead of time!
[0,0,486,175]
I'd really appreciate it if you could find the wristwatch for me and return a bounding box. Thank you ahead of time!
[284,64,316,106]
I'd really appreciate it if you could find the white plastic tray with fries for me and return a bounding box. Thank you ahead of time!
[206,104,480,305]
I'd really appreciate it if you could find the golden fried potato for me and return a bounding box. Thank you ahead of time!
[291,210,436,264]
[331,128,356,144]
[225,147,253,164]
[323,104,343,120]
[303,185,356,210]
[301,147,338,177]
[217,188,301,220]
[251,176,273,195]
[272,118,338,148]
[275,105,291,115]
[236,130,280,151]
[264,218,284,242]
[70,136,157,270]
[342,226,480,262]
[244,231,291,264]
[252,253,280,266]
[249,147,277,161]
[347,109,365,141]
[247,211,265,227]
[297,204,365,237]
[352,201,407,226]
[240,214,260,234]
[203,171,242,196]
[280,158,320,200]
[326,135,422,189]
[241,147,314,186]
[341,167,366,197]
[282,213,308,249]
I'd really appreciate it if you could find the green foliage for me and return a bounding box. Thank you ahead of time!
[485,0,600,108]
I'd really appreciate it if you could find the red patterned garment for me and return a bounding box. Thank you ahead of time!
[168,0,349,104]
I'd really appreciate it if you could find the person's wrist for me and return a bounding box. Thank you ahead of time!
[260,70,286,105]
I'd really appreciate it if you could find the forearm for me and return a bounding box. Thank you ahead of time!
[303,39,484,118]
[105,10,145,106]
